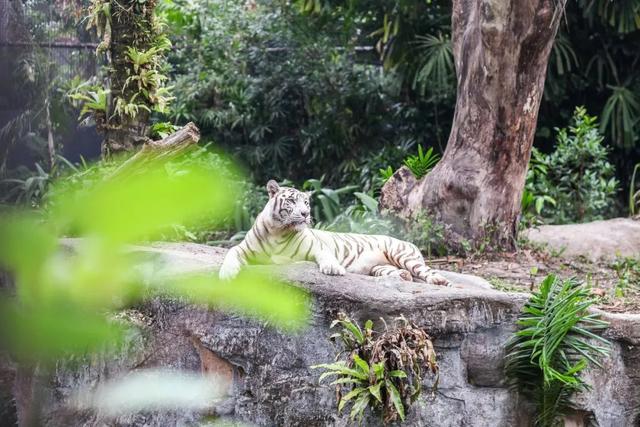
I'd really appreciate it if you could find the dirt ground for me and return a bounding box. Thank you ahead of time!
[429,246,640,313]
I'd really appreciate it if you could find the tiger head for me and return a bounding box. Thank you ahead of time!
[264,180,312,231]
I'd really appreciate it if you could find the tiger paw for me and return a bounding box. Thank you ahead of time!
[219,258,241,280]
[319,262,346,276]
[426,272,450,287]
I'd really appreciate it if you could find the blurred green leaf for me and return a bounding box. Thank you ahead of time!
[50,156,235,243]
[160,270,309,330]
[0,300,127,362]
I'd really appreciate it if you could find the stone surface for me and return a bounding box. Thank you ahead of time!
[524,217,640,261]
[3,242,640,426]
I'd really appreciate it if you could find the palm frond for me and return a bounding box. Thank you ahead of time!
[581,0,640,33]
[600,85,640,148]
[550,33,579,76]
[505,275,611,427]
[412,33,454,96]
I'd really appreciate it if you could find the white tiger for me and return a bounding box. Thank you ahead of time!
[219,180,450,286]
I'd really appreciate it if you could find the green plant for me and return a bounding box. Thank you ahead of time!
[401,212,447,258]
[379,166,394,183]
[319,191,398,235]
[1,163,51,207]
[610,257,640,297]
[600,84,640,148]
[412,33,455,96]
[630,163,640,216]
[150,122,180,139]
[303,178,358,224]
[67,80,110,126]
[505,275,611,426]
[403,145,440,180]
[525,106,619,224]
[80,0,175,154]
[312,314,438,423]
[163,0,452,189]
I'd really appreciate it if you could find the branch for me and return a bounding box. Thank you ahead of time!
[109,122,200,177]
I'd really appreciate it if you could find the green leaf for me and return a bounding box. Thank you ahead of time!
[368,381,383,403]
[163,270,309,330]
[364,319,373,332]
[388,370,408,378]
[338,387,365,412]
[0,300,127,362]
[50,153,236,244]
[385,380,405,421]
[352,354,370,374]
[373,362,385,381]
[354,192,378,213]
[349,393,370,421]
[330,378,364,386]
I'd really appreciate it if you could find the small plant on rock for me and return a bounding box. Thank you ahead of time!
[505,275,611,427]
[312,314,438,424]
[403,145,440,179]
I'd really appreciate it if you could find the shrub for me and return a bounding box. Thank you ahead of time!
[524,106,619,224]
[400,212,447,258]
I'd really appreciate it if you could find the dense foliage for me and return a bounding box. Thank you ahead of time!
[158,0,638,216]
[2,0,639,225]
[162,0,453,192]
[524,107,619,224]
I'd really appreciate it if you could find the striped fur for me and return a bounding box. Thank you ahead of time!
[219,180,449,286]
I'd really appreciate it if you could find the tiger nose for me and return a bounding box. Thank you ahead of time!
[301,210,309,218]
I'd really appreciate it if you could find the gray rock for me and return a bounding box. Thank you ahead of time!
[3,242,640,427]
[524,217,640,261]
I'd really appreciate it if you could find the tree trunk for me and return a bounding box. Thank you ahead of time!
[380,0,566,250]
[101,0,157,158]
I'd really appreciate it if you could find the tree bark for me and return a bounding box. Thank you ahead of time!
[380,0,566,250]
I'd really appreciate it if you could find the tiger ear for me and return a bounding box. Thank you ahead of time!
[305,191,313,198]
[267,180,280,198]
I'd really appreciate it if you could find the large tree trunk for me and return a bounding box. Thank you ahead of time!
[380,0,565,250]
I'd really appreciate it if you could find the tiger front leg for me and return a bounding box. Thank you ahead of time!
[219,246,247,280]
[313,248,346,276]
